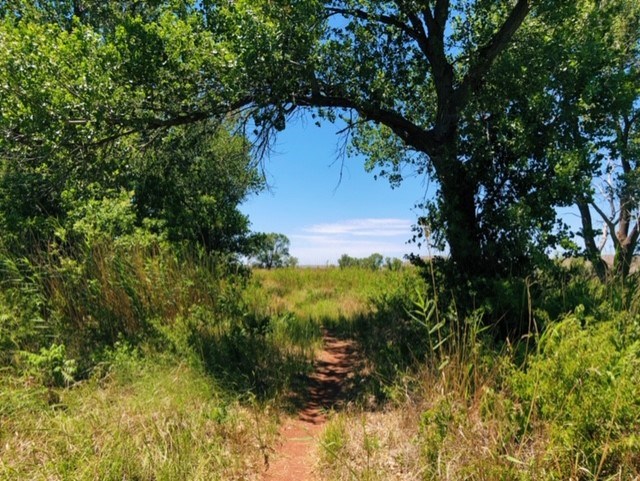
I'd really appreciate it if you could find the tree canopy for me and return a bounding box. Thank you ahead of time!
[250,232,297,269]
[0,5,263,255]
[1,0,638,278]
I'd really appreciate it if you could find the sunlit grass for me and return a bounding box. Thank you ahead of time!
[8,257,637,480]
[0,355,275,481]
[247,266,415,323]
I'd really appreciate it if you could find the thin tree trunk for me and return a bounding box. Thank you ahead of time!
[577,201,608,281]
[614,236,638,279]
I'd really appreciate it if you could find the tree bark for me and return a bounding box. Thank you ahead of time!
[577,201,608,281]
[431,135,484,278]
[614,240,636,279]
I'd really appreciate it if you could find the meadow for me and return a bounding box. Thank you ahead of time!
[1,242,639,480]
[2,3,639,479]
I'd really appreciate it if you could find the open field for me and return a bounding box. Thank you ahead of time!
[2,254,640,480]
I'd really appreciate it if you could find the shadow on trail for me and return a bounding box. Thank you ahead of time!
[319,300,433,406]
[287,329,365,423]
[188,299,427,411]
[186,314,316,403]
[285,304,428,420]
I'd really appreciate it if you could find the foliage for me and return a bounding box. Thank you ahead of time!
[338,253,384,270]
[0,237,246,374]
[4,1,638,281]
[0,8,263,257]
[21,343,77,388]
[0,119,261,257]
[538,0,640,280]
[234,0,636,279]
[512,310,640,476]
[384,256,403,271]
[249,232,297,269]
[3,253,640,479]
[1,3,640,475]
[247,265,407,325]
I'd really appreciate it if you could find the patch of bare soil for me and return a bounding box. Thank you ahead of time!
[263,330,359,481]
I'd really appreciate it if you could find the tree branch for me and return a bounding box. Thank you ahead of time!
[404,11,431,59]
[325,7,418,41]
[91,96,254,147]
[455,0,531,107]
[295,90,436,155]
[591,201,622,250]
[434,0,450,30]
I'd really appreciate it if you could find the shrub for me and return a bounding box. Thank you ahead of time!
[512,308,640,477]
[21,343,77,388]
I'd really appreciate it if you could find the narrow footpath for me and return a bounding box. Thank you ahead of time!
[263,331,358,481]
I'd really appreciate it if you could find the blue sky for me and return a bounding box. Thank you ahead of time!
[241,117,435,265]
[240,115,617,265]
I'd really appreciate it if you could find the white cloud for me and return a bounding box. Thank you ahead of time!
[289,218,419,265]
[303,218,412,237]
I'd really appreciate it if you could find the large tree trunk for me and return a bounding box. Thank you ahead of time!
[431,137,484,278]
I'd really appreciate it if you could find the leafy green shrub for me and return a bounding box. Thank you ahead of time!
[0,255,49,364]
[384,257,403,271]
[0,233,252,382]
[419,398,457,466]
[512,308,640,477]
[534,260,614,321]
[21,343,77,387]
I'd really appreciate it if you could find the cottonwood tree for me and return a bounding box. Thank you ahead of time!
[250,233,296,269]
[580,105,640,280]
[2,0,636,279]
[534,0,640,280]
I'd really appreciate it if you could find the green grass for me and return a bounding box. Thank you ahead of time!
[3,250,640,480]
[0,252,411,479]
[0,352,276,480]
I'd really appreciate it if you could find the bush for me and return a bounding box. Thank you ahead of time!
[338,253,384,270]
[21,343,77,388]
[0,235,250,380]
[512,308,640,477]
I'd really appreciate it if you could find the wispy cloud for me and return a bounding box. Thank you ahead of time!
[303,218,412,237]
[289,218,418,265]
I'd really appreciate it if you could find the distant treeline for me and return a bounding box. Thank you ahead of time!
[338,253,403,271]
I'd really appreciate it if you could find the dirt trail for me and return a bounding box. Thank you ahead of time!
[263,331,358,481]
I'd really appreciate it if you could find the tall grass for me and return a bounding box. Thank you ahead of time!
[0,240,320,479]
[0,239,241,366]
[4,249,640,480]
[0,354,275,480]
[316,261,640,480]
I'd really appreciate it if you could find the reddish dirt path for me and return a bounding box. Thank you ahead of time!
[263,331,357,481]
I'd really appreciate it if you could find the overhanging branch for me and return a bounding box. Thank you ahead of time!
[455,0,531,107]
[325,7,418,41]
[295,90,436,155]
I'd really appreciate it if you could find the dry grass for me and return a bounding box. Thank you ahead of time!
[317,348,640,481]
[0,359,275,480]
[316,359,545,481]
[318,408,423,481]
